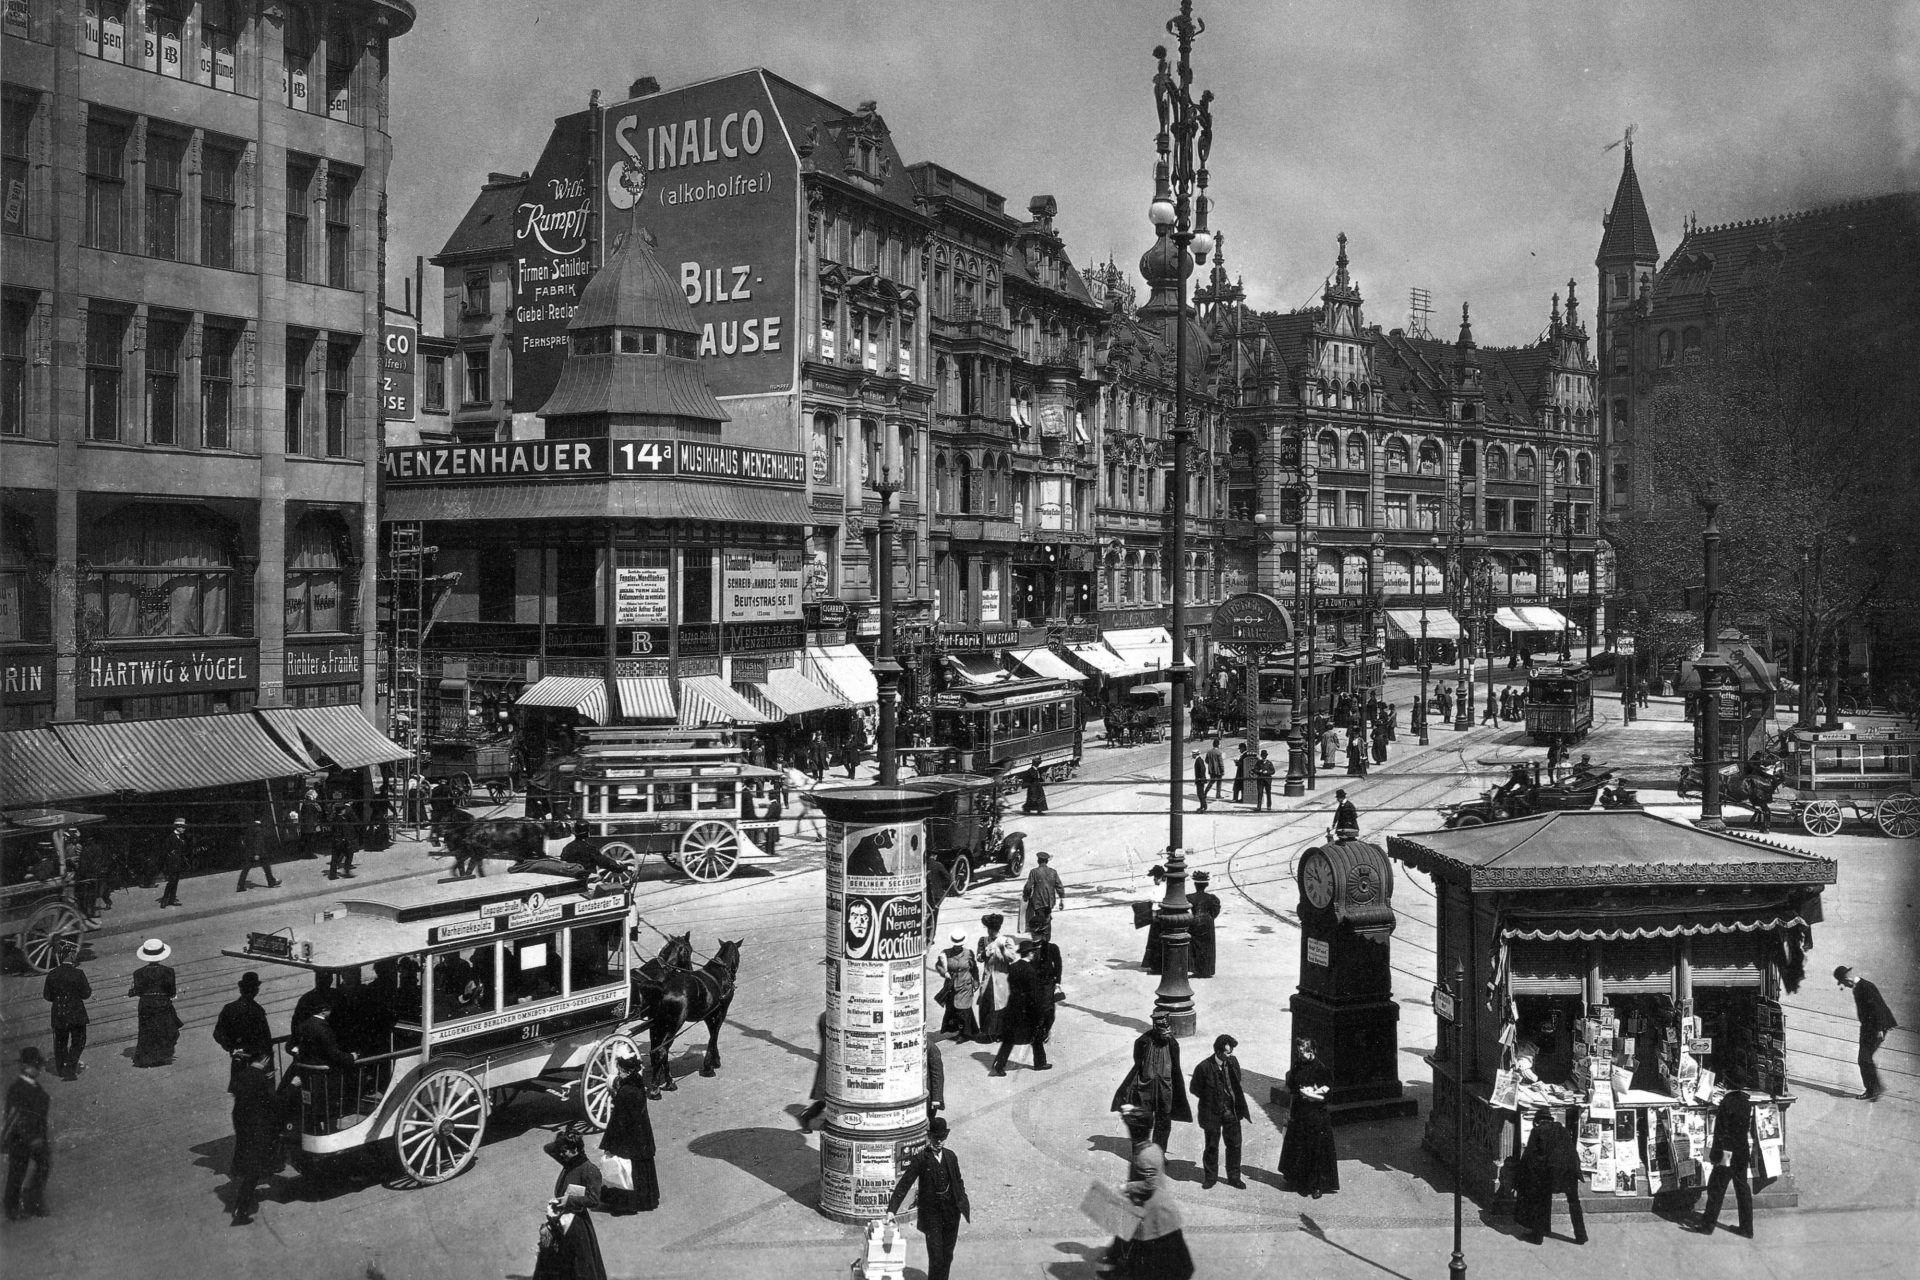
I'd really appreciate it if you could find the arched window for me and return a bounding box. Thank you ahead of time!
[1414,554,1444,593]
[1658,331,1675,366]
[1515,448,1536,482]
[810,412,837,485]
[1418,439,1443,476]
[1384,438,1410,473]
[1122,551,1139,603]
[286,512,351,634]
[1575,452,1593,486]
[1345,432,1367,469]
[1317,430,1339,468]
[934,454,949,513]
[82,505,235,638]
[1682,327,1703,361]
[956,456,973,514]
[1341,552,1369,594]
[1552,451,1570,485]
[1276,551,1299,595]
[1485,446,1508,480]
[1103,551,1120,605]
[1459,440,1477,478]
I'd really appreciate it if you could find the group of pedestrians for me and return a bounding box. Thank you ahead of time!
[1188,738,1275,812]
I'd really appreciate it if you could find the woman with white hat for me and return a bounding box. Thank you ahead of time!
[127,939,181,1067]
[934,929,980,1042]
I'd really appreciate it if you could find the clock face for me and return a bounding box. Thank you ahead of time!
[1301,851,1335,909]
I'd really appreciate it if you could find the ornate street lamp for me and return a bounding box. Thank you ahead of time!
[1449,959,1468,1280]
[1146,0,1215,1037]
[1417,535,1437,745]
[1693,488,1730,831]
[873,464,903,785]
[1476,556,1497,726]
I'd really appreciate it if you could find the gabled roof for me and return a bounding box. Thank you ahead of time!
[1598,145,1660,265]
[763,73,926,216]
[434,174,526,262]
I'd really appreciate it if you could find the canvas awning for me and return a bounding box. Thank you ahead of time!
[806,644,877,707]
[50,715,317,796]
[1064,640,1143,679]
[945,653,1010,686]
[1103,627,1173,671]
[516,676,610,724]
[1384,608,1463,641]
[1494,606,1569,633]
[256,706,412,770]
[678,675,772,726]
[615,677,676,721]
[1008,647,1084,683]
[747,667,845,716]
[1501,899,1817,943]
[1,729,118,807]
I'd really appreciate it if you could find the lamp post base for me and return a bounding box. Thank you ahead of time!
[1691,815,1728,832]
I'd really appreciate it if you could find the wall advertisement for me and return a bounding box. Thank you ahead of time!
[513,109,597,414]
[614,567,670,625]
[723,551,804,622]
[600,71,799,398]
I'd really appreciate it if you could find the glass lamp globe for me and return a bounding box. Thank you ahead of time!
[1149,199,1176,228]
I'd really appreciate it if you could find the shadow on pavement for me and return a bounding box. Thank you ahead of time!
[1044,1239,1107,1278]
[1299,1210,1416,1279]
[687,1125,819,1205]
[1058,1001,1150,1036]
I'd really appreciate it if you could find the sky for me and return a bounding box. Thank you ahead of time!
[387,0,1918,348]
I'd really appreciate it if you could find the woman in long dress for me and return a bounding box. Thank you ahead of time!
[534,1133,608,1280]
[598,1055,660,1214]
[935,929,981,1041]
[128,938,181,1067]
[1122,1142,1195,1279]
[975,914,1015,1042]
[1278,1042,1340,1197]
[1021,758,1049,814]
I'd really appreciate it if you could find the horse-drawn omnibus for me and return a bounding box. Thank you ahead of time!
[1,812,100,972]
[1775,726,1919,837]
[1256,653,1337,736]
[537,729,782,882]
[1524,662,1595,745]
[930,677,1082,779]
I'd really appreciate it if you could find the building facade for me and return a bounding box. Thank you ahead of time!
[2,0,413,733]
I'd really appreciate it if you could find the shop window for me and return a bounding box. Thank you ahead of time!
[81,505,235,638]
[324,340,353,455]
[85,114,129,251]
[1483,498,1507,532]
[285,512,349,634]
[200,141,239,269]
[476,545,515,623]
[285,331,312,454]
[681,547,714,624]
[85,308,126,440]
[145,315,184,444]
[198,0,238,90]
[325,168,356,287]
[1484,445,1506,480]
[285,161,312,281]
[201,324,238,449]
[1,296,29,435]
[3,91,32,237]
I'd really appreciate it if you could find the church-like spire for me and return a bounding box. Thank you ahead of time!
[1550,291,1562,336]
[1597,139,1659,266]
[1565,278,1583,333]
[1334,231,1350,289]
[1457,301,1476,349]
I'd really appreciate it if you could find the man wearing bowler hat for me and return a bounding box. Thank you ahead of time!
[887,1115,970,1280]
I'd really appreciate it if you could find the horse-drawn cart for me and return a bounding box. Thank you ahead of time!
[1774,727,1919,837]
[1,811,102,972]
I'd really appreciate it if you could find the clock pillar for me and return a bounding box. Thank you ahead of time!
[1285,839,1418,1123]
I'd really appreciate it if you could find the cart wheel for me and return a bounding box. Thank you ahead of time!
[1451,815,1486,828]
[577,1033,642,1131]
[1838,696,1859,716]
[678,821,741,882]
[392,1066,488,1185]
[599,841,641,876]
[947,854,972,898]
[1799,799,1845,837]
[18,900,87,973]
[449,774,474,806]
[1875,793,1920,839]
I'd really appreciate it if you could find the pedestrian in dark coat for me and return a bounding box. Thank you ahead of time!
[1021,851,1066,943]
[1110,1012,1191,1153]
[72,830,114,917]
[1694,1074,1755,1236]
[213,972,272,1089]
[1346,731,1366,777]
[1204,740,1225,801]
[798,1011,828,1131]
[886,1116,970,1280]
[1333,790,1360,840]
[1189,1034,1249,1188]
[599,1055,659,1214]
[1190,752,1209,811]
[1545,736,1566,784]
[297,789,323,858]
[128,938,181,1067]
[1187,872,1220,979]
[925,1034,946,1118]
[1231,743,1249,803]
[158,817,189,906]
[989,938,1052,1074]
[1255,751,1275,809]
[227,1050,281,1223]
[3,1047,52,1220]
[1835,965,1898,1100]
[42,943,91,1080]
[1514,1107,1586,1244]
[327,803,359,879]
[1022,758,1050,814]
[534,1133,607,1280]
[234,818,281,892]
[1121,1142,1195,1280]
[1278,1042,1339,1196]
[1370,720,1388,764]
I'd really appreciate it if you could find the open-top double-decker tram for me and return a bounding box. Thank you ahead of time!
[224,867,649,1185]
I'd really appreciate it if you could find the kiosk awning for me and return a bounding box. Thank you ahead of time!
[806,644,877,706]
[946,653,1011,686]
[51,715,317,795]
[1009,647,1084,683]
[1501,893,1818,942]
[517,676,609,724]
[1384,609,1463,641]
[679,676,771,726]
[615,678,676,721]
[750,668,845,716]
[1495,606,1569,632]
[1,729,118,807]
[256,706,412,770]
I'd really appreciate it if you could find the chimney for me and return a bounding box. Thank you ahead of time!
[629,76,661,98]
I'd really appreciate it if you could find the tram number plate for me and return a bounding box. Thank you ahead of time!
[656,822,683,833]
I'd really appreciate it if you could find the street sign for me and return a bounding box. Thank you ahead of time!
[1210,592,1293,648]
[1432,984,1456,1022]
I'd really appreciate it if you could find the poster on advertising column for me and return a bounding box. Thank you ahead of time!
[823,818,925,1109]
[513,109,597,414]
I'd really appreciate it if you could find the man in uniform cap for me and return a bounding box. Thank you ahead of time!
[1188,1033,1249,1188]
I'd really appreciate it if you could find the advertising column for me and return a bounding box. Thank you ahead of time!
[811,786,939,1224]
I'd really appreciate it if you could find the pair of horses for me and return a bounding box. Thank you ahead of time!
[1678,758,1784,830]
[631,932,742,1095]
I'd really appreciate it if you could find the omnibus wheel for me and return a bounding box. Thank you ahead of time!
[678,822,741,882]
[1799,800,1844,837]
[577,1033,642,1131]
[599,840,641,876]
[1837,696,1859,716]
[946,854,972,898]
[18,900,87,972]
[392,1066,488,1185]
[1875,793,1920,839]
[1451,814,1487,828]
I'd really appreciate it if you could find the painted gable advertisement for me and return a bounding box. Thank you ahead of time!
[513,109,596,414]
[601,71,799,398]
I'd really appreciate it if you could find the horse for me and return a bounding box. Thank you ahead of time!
[645,939,742,1094]
[440,810,545,878]
[1729,762,1785,831]
[630,931,692,1011]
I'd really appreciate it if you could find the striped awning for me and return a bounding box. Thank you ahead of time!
[946,653,1010,686]
[678,675,772,726]
[806,644,877,707]
[1495,606,1570,633]
[1103,627,1173,670]
[1,729,118,807]
[750,667,845,716]
[1008,647,1084,683]
[256,706,412,770]
[1385,608,1463,641]
[51,714,317,796]
[615,678,676,721]
[516,676,609,723]
[1063,640,1134,678]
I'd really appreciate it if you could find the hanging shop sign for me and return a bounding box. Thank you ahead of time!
[1210,593,1294,648]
